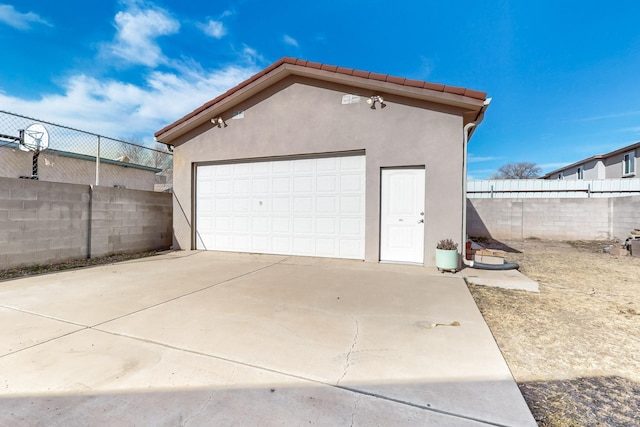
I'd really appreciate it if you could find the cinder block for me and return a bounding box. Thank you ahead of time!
[9,209,37,221]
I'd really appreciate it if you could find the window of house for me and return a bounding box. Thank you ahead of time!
[557,173,564,180]
[623,152,635,175]
[577,167,583,180]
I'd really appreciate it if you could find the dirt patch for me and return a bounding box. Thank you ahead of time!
[0,251,161,281]
[467,238,640,426]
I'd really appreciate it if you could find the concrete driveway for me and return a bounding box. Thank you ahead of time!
[0,251,535,426]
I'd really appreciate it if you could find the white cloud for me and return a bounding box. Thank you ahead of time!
[0,2,265,145]
[0,4,51,30]
[107,2,180,67]
[0,65,258,141]
[468,154,499,163]
[283,35,299,47]
[198,19,227,39]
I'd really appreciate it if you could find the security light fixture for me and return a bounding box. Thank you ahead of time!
[367,95,386,109]
[211,117,227,128]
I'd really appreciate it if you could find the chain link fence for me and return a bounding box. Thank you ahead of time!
[0,110,172,192]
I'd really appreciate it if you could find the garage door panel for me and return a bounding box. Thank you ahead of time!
[252,217,269,233]
[294,176,313,193]
[272,236,292,253]
[196,155,365,259]
[316,175,337,192]
[215,199,232,213]
[340,174,364,192]
[316,217,337,234]
[293,217,313,233]
[273,177,290,193]
[272,217,291,233]
[252,178,269,193]
[340,196,363,214]
[316,197,337,213]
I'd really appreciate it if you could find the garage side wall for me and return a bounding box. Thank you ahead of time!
[171,76,466,265]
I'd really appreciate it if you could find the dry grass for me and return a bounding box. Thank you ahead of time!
[467,238,640,427]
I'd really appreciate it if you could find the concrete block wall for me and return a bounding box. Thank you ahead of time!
[0,177,172,270]
[467,197,616,240]
[612,196,640,239]
[90,187,172,257]
[0,178,90,268]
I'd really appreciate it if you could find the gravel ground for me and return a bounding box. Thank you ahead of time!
[467,238,640,427]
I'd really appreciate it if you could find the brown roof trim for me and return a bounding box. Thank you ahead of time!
[155,57,488,139]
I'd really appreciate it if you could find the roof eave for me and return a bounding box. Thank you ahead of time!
[155,62,487,145]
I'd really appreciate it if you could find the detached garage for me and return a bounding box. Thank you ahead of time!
[155,58,489,267]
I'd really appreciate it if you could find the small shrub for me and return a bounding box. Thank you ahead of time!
[437,239,458,250]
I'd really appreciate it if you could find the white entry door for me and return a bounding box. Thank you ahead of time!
[380,168,425,264]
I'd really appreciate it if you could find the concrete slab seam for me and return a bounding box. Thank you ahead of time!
[90,258,292,329]
[0,304,89,329]
[91,327,510,427]
[0,327,88,359]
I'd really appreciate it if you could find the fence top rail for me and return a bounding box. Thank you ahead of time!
[0,109,166,153]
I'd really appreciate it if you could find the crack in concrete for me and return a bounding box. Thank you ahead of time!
[337,316,359,385]
[182,393,214,426]
[349,396,361,427]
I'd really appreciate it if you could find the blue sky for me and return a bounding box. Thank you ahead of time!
[1,1,639,178]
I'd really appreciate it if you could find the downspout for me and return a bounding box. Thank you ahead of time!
[462,98,492,265]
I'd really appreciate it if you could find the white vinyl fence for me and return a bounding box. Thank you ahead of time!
[467,179,640,198]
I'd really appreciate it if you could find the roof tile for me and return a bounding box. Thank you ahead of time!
[386,76,406,85]
[369,72,387,81]
[423,82,445,92]
[463,88,487,100]
[404,78,425,88]
[306,61,322,69]
[352,70,370,78]
[443,85,466,95]
[320,64,338,72]
[336,67,354,75]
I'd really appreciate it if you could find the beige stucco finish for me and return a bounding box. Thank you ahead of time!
[168,75,481,266]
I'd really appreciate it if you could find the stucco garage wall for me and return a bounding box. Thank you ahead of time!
[0,177,173,269]
[467,196,640,241]
[171,76,466,265]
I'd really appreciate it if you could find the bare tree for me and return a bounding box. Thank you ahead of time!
[151,142,171,169]
[118,137,145,164]
[490,162,541,179]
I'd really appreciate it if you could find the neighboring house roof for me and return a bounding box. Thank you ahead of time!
[0,143,162,173]
[542,140,640,178]
[155,57,488,145]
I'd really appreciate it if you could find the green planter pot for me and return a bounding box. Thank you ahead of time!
[435,248,459,271]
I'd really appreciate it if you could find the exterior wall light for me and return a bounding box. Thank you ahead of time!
[367,95,386,109]
[211,117,227,128]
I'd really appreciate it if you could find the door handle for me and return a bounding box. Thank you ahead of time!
[418,219,424,224]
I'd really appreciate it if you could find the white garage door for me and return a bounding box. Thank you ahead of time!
[195,155,366,259]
